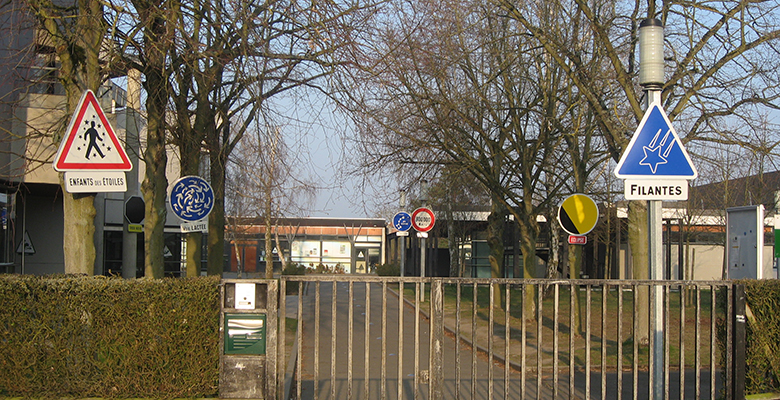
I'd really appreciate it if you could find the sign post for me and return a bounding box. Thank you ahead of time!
[615,20,697,395]
[392,211,412,277]
[412,207,435,301]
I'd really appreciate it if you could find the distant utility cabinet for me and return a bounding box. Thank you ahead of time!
[220,280,278,399]
[726,205,766,279]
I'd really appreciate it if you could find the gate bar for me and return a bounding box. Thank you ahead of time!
[348,281,354,400]
[331,282,337,400]
[430,280,443,400]
[397,281,404,400]
[314,282,321,400]
[365,283,371,399]
[553,283,559,400]
[381,281,387,400]
[455,283,462,400]
[679,285,685,400]
[601,284,608,400]
[569,284,575,400]
[297,287,303,400]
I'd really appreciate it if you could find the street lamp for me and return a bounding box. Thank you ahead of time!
[639,18,664,89]
[419,179,429,204]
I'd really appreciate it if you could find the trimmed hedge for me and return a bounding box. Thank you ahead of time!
[2,276,780,396]
[744,279,780,394]
[0,275,220,399]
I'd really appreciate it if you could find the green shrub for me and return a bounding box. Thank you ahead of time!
[0,275,220,398]
[282,262,307,294]
[282,261,306,276]
[743,280,780,394]
[375,262,400,276]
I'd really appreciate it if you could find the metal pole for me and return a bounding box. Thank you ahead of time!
[420,233,426,302]
[400,236,406,277]
[122,69,142,279]
[646,89,665,399]
[400,190,406,277]
[733,284,747,400]
[419,181,428,300]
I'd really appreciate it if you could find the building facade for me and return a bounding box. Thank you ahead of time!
[226,217,387,277]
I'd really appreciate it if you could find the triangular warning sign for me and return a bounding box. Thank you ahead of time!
[52,90,132,171]
[614,104,697,180]
[16,231,34,255]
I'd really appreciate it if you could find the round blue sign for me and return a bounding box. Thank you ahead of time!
[393,211,412,232]
[168,176,214,222]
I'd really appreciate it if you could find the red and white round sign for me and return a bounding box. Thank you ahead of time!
[412,207,436,232]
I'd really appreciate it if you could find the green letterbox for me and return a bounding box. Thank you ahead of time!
[224,313,266,355]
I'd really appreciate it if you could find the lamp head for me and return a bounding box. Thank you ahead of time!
[639,18,664,88]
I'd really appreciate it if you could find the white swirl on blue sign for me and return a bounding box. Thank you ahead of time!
[169,176,214,222]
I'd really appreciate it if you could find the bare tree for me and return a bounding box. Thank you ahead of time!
[496,0,780,338]
[225,114,317,278]
[19,0,112,274]
[336,0,581,314]
[427,167,490,277]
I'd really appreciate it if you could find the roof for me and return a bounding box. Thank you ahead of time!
[689,170,780,212]
[227,216,387,228]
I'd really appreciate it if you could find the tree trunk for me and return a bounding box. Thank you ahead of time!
[61,192,97,274]
[547,211,560,279]
[179,131,202,277]
[274,229,288,265]
[448,217,460,277]
[142,93,168,278]
[628,200,649,344]
[518,216,539,320]
[486,201,506,309]
[265,218,273,278]
[135,1,170,279]
[207,146,226,276]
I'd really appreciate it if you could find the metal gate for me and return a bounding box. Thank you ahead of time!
[277,277,745,400]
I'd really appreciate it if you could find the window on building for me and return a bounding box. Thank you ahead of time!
[28,45,64,95]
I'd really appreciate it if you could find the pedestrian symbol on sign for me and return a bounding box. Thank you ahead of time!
[83,121,106,160]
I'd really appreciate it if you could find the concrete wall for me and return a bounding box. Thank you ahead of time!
[17,93,67,185]
[617,243,775,281]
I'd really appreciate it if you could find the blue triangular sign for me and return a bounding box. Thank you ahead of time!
[615,104,697,179]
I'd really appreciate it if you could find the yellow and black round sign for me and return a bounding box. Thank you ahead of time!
[557,194,599,236]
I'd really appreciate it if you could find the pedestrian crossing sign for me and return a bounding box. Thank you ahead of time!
[52,90,132,171]
[614,104,697,180]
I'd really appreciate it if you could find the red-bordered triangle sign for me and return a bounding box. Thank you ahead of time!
[52,90,132,171]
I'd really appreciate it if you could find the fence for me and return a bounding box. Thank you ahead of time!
[278,277,744,400]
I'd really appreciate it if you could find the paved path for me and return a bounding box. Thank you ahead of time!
[284,282,723,399]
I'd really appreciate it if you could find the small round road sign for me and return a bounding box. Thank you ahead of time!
[558,194,599,236]
[393,211,412,232]
[168,176,215,222]
[412,207,435,232]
